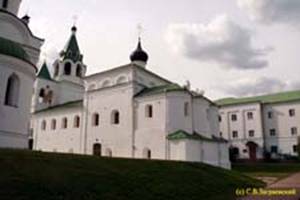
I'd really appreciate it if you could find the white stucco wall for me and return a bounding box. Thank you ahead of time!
[32,107,83,154]
[0,55,36,148]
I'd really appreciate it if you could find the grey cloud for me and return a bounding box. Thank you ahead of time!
[218,77,300,97]
[166,15,271,70]
[238,0,300,27]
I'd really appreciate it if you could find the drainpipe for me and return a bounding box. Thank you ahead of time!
[83,83,89,155]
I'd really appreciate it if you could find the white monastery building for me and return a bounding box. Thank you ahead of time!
[30,25,230,169]
[0,0,43,148]
[216,92,300,161]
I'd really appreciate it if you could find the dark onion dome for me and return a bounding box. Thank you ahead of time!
[130,38,148,63]
[0,36,31,63]
[71,25,77,32]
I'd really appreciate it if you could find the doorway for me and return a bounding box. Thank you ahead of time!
[93,143,102,156]
[246,142,258,161]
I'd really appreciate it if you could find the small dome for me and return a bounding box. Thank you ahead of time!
[71,26,77,33]
[130,38,148,63]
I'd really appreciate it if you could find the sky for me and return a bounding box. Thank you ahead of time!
[19,0,300,100]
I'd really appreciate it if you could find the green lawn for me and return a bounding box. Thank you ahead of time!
[233,163,300,184]
[233,163,300,174]
[0,149,263,200]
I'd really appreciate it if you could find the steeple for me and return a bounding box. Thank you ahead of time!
[37,62,52,81]
[130,37,149,68]
[59,26,83,63]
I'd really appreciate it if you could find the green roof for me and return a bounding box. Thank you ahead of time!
[0,36,31,63]
[167,130,227,143]
[216,90,300,106]
[60,28,83,62]
[37,62,52,81]
[34,100,83,114]
[135,84,186,97]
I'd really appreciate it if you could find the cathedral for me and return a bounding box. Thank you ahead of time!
[31,26,230,169]
[0,0,43,148]
[0,0,230,169]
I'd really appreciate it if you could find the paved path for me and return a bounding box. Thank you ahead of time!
[237,172,300,200]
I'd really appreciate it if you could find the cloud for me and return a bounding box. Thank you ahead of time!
[165,15,271,70]
[238,0,300,27]
[218,77,300,97]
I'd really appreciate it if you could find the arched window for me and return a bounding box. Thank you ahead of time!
[2,0,8,9]
[54,64,59,77]
[88,84,96,91]
[51,119,56,130]
[74,115,80,128]
[143,148,151,159]
[4,74,20,107]
[145,105,153,118]
[116,76,127,84]
[92,113,99,126]
[102,80,111,88]
[39,88,45,98]
[64,62,72,75]
[76,64,82,77]
[62,117,68,129]
[111,110,120,124]
[105,148,112,157]
[41,120,46,130]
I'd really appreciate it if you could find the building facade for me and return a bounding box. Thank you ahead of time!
[0,0,43,148]
[217,92,300,161]
[31,28,230,169]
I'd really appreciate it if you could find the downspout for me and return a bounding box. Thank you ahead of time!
[165,89,169,160]
[83,86,89,154]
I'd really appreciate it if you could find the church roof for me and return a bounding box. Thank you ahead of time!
[37,62,52,81]
[135,84,185,97]
[167,130,227,143]
[0,36,31,63]
[34,100,83,114]
[60,26,83,63]
[215,90,300,106]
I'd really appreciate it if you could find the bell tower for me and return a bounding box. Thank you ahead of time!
[52,26,86,86]
[0,0,22,16]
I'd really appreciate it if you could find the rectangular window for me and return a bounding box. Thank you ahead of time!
[291,127,298,135]
[231,114,237,121]
[271,146,278,153]
[232,131,238,138]
[293,145,298,153]
[220,132,223,137]
[248,130,255,137]
[289,109,295,117]
[2,0,8,9]
[270,129,276,136]
[146,105,153,118]
[268,111,273,119]
[184,102,189,117]
[218,115,222,122]
[247,112,253,120]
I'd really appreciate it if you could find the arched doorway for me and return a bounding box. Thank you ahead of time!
[246,141,258,161]
[93,143,102,156]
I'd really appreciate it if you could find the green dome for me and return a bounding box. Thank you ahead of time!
[0,36,31,63]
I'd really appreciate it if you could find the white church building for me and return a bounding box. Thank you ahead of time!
[0,0,43,148]
[30,26,230,169]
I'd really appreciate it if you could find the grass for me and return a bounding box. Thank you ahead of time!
[233,163,300,174]
[0,149,264,200]
[233,163,300,184]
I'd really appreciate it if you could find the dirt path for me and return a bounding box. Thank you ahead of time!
[237,172,300,200]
